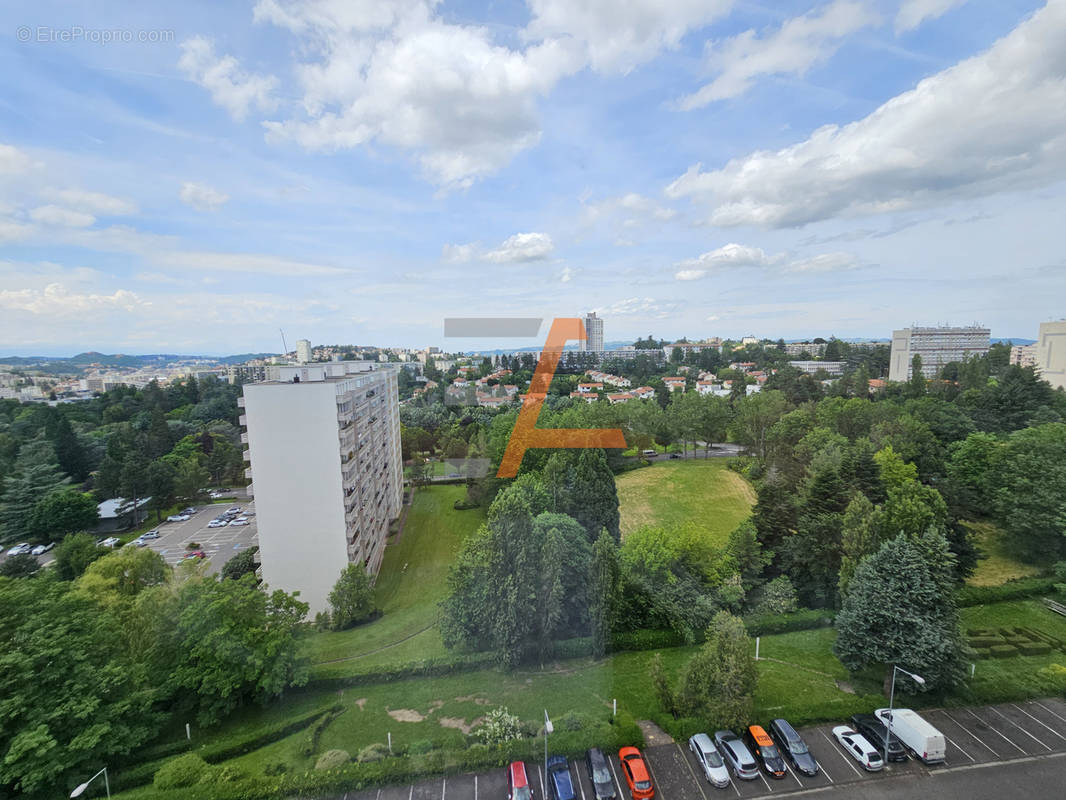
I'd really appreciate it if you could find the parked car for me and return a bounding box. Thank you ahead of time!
[768,718,819,776]
[30,542,55,556]
[6,542,31,556]
[832,726,884,771]
[133,537,148,547]
[713,731,759,781]
[179,507,197,516]
[874,708,946,764]
[226,506,242,514]
[547,755,576,800]
[618,747,654,800]
[642,449,658,457]
[668,453,681,459]
[207,519,227,528]
[584,748,616,800]
[167,514,191,522]
[140,530,160,540]
[507,761,533,800]
[228,519,249,526]
[688,733,730,788]
[183,550,206,560]
[743,725,786,778]
[851,714,908,762]
[97,537,121,548]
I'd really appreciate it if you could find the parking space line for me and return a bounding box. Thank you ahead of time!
[944,735,975,763]
[408,786,413,800]
[755,770,772,793]
[573,760,586,800]
[961,708,1025,754]
[640,749,666,800]
[989,707,1051,751]
[474,776,477,800]
[1031,700,1066,726]
[817,730,862,778]
[441,777,446,800]
[819,761,833,784]
[726,775,741,797]
[1012,703,1066,741]
[940,710,998,755]
[674,743,709,800]
[786,765,803,788]
[538,764,545,800]
[607,756,625,800]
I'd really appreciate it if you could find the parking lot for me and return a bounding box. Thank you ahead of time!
[136,501,258,573]
[333,697,1066,800]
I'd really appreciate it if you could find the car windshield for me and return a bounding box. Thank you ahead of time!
[515,787,531,800]
[704,749,723,767]
[762,745,781,760]
[635,781,651,790]
[790,741,809,755]
[592,768,611,783]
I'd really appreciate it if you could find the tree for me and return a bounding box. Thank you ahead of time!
[946,432,1002,513]
[46,413,89,482]
[52,533,107,581]
[26,489,99,541]
[725,520,769,593]
[0,577,160,795]
[908,355,926,398]
[589,530,622,657]
[328,564,377,630]
[145,460,178,521]
[993,423,1066,561]
[838,493,881,597]
[542,449,621,542]
[221,545,259,581]
[678,611,757,729]
[729,390,790,461]
[0,437,70,543]
[0,553,39,578]
[752,576,798,615]
[648,652,678,718]
[172,458,210,505]
[77,547,167,603]
[834,533,966,691]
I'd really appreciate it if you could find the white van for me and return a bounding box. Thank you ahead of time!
[642,449,658,457]
[874,708,946,764]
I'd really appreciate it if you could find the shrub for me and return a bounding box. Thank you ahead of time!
[561,711,585,732]
[1019,642,1053,656]
[609,629,683,652]
[302,704,346,757]
[316,750,351,770]
[554,637,595,659]
[408,740,435,755]
[743,608,834,636]
[475,707,524,746]
[968,636,1006,648]
[956,577,1056,607]
[186,542,201,550]
[989,644,1019,658]
[153,753,209,790]
[314,611,332,631]
[263,762,288,776]
[357,743,390,763]
[1037,664,1066,694]
[202,706,330,763]
[453,498,480,510]
[973,648,991,660]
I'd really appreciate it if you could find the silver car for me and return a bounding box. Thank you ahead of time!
[714,730,759,781]
[689,733,730,788]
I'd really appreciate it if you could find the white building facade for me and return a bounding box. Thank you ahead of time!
[239,361,403,615]
[1037,320,1066,390]
[889,326,991,381]
[295,339,313,364]
[581,312,604,352]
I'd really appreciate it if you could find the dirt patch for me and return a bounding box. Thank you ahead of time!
[439,715,485,735]
[387,708,426,723]
[428,700,444,713]
[355,698,367,710]
[455,695,492,705]
[835,680,856,695]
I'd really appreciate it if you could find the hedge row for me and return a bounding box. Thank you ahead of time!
[744,609,835,637]
[301,704,346,758]
[956,577,1056,607]
[308,652,497,688]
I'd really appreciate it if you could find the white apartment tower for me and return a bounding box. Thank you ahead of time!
[295,339,313,364]
[581,312,604,352]
[889,325,991,381]
[1036,320,1066,390]
[239,361,403,614]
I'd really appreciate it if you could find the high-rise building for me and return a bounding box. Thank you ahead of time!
[889,325,990,381]
[239,361,403,615]
[295,339,312,364]
[1036,320,1066,390]
[581,312,604,352]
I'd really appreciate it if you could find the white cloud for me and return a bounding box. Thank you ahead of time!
[180,181,230,211]
[30,205,96,228]
[484,232,555,263]
[784,251,861,272]
[0,219,33,242]
[674,243,779,280]
[667,1,1066,227]
[178,36,278,121]
[592,296,677,318]
[679,0,879,109]
[152,250,351,277]
[441,243,477,264]
[525,0,734,72]
[41,189,137,216]
[583,193,678,230]
[896,0,969,33]
[0,283,142,318]
[560,265,575,283]
[0,144,33,175]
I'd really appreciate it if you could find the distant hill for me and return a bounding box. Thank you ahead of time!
[0,352,280,375]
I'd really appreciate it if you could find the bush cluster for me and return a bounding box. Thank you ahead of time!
[956,578,1056,607]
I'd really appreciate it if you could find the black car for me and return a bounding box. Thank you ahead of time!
[744,726,786,778]
[768,718,819,776]
[850,714,908,762]
[584,748,616,800]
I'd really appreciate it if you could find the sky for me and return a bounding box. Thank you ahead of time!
[1,0,1065,356]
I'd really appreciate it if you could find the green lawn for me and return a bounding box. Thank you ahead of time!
[303,485,485,673]
[963,520,1043,586]
[616,460,756,544]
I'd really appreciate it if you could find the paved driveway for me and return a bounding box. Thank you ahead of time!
[138,502,258,573]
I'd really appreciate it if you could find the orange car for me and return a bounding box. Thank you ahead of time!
[618,747,654,799]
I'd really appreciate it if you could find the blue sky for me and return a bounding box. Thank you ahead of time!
[1,0,1064,355]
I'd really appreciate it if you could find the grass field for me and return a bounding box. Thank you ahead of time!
[303,485,485,673]
[963,520,1043,586]
[616,460,756,544]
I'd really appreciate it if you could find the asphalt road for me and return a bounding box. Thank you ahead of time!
[139,502,259,573]
[330,697,1066,800]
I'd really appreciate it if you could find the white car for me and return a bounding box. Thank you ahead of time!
[228,519,249,526]
[30,542,55,556]
[832,726,884,772]
[167,514,191,522]
[226,506,242,515]
[207,519,227,528]
[689,733,730,788]
[140,530,160,540]
[98,537,121,548]
[6,543,31,556]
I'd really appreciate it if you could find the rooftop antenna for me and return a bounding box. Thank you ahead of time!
[279,329,289,356]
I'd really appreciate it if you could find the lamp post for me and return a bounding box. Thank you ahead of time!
[544,709,553,790]
[70,767,110,799]
[884,666,925,765]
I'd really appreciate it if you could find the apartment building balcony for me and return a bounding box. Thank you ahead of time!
[244,466,252,480]
[242,448,251,462]
[238,414,248,427]
[237,396,245,408]
[240,432,249,444]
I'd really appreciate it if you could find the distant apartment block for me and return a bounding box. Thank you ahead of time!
[889,326,991,381]
[296,339,312,364]
[662,338,723,360]
[1010,343,1038,369]
[1037,320,1066,390]
[580,312,604,352]
[789,361,847,376]
[239,361,403,615]
[783,342,827,357]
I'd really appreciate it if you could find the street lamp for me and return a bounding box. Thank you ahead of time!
[70,767,110,799]
[543,709,553,791]
[884,666,925,765]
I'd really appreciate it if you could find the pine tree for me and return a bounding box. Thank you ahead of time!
[47,413,89,482]
[678,611,757,729]
[0,438,70,543]
[589,530,622,657]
